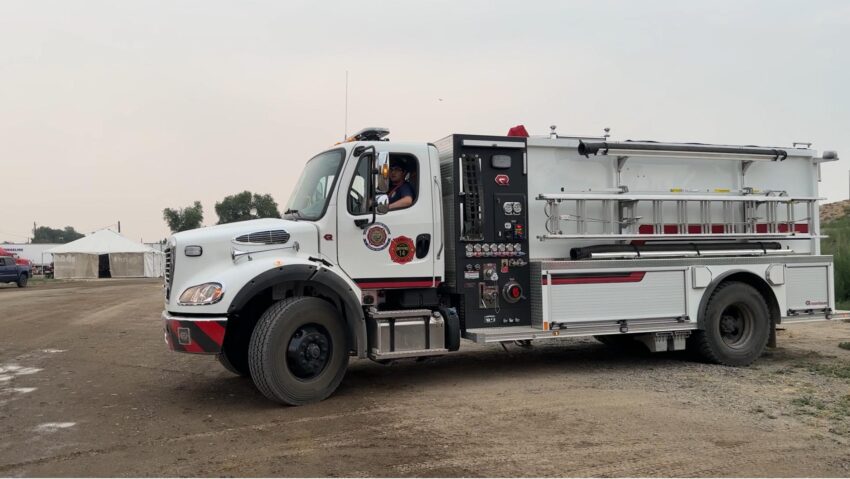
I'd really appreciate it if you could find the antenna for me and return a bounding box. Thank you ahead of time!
[344,70,349,140]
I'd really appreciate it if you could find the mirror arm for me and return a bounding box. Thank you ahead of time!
[354,218,370,229]
[356,145,376,158]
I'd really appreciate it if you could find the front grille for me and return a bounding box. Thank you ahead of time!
[235,229,290,245]
[164,247,174,300]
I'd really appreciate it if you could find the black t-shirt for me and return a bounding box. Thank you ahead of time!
[389,181,414,202]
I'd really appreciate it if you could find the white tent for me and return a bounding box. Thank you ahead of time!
[46,230,164,279]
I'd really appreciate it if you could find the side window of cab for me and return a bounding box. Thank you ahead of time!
[348,153,419,215]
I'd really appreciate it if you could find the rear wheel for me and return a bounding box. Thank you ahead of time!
[249,297,349,406]
[17,273,28,288]
[690,281,770,366]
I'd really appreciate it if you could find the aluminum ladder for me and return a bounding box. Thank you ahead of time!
[537,191,821,241]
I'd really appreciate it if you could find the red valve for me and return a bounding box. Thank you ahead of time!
[503,282,523,303]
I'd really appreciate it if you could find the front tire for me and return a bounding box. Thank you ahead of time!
[248,297,349,406]
[217,348,250,377]
[17,273,28,288]
[690,281,770,366]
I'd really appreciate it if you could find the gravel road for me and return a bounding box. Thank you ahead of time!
[1,279,849,477]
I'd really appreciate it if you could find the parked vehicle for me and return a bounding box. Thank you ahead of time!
[0,255,31,287]
[161,126,848,405]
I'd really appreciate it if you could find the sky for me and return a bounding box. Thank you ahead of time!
[1,0,849,243]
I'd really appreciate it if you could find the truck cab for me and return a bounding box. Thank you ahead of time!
[163,131,449,404]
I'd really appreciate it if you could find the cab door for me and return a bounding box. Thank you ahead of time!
[336,144,437,288]
[0,257,13,281]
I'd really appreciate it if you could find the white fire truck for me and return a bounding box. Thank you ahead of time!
[162,126,847,405]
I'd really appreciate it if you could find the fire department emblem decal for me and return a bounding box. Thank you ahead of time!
[390,236,415,264]
[363,223,391,251]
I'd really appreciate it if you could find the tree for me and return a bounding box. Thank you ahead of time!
[215,191,281,224]
[162,201,204,233]
[32,226,85,244]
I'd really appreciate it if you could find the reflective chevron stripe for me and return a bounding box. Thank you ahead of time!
[163,318,227,355]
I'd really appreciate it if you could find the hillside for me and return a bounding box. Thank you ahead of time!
[821,200,850,224]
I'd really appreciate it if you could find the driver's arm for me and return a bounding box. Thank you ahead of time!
[389,196,413,210]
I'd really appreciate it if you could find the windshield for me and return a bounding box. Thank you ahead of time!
[286,148,346,220]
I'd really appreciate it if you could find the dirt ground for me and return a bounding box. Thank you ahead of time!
[1,280,850,477]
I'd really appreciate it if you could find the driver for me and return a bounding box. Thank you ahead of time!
[387,160,414,210]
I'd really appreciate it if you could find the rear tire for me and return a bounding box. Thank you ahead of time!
[17,273,28,288]
[249,297,349,406]
[690,281,770,366]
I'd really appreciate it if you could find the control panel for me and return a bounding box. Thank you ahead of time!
[441,135,530,329]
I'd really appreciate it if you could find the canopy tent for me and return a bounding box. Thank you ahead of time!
[46,230,163,279]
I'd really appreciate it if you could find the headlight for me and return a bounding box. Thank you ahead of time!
[178,283,224,305]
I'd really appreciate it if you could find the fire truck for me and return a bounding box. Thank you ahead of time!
[162,126,846,405]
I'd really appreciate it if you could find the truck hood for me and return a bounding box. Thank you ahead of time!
[169,218,319,271]
[172,218,317,246]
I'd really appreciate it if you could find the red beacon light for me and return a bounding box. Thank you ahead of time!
[507,125,529,137]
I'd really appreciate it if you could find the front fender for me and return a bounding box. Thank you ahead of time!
[227,262,367,358]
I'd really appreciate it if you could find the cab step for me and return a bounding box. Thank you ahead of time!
[367,307,448,361]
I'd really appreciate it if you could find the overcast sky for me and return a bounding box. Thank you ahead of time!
[1,0,849,243]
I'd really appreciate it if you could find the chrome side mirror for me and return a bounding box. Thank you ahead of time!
[373,151,390,194]
[375,194,389,215]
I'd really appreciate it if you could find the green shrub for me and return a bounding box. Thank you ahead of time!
[822,218,850,304]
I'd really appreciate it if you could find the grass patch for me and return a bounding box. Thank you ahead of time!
[840,342,850,351]
[835,396,850,415]
[23,277,65,287]
[807,362,850,379]
[792,395,827,410]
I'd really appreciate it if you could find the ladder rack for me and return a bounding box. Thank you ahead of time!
[537,192,821,241]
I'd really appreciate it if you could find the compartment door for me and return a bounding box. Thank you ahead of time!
[544,269,688,323]
[786,265,831,312]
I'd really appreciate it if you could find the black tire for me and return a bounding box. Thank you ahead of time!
[690,281,770,366]
[17,273,28,288]
[217,348,250,377]
[249,297,349,406]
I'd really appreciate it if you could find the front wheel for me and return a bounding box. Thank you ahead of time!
[248,297,349,406]
[217,347,250,377]
[17,273,28,288]
[690,281,770,366]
